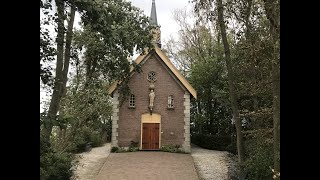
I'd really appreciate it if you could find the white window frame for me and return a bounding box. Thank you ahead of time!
[168,95,174,109]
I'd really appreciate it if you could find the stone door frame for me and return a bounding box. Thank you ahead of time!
[140,113,161,150]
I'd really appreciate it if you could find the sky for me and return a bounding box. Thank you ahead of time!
[40,0,193,112]
[130,0,192,44]
[40,0,193,43]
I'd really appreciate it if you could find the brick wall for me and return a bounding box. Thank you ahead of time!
[118,53,186,148]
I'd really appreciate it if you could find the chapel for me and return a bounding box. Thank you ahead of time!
[108,0,197,152]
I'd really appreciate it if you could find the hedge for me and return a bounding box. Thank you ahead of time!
[191,134,232,151]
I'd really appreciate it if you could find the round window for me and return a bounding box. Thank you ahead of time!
[147,71,157,82]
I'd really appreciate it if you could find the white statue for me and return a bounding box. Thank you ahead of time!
[149,89,155,110]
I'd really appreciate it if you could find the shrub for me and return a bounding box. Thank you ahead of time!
[90,131,103,147]
[128,146,139,152]
[242,129,274,180]
[66,127,104,153]
[111,146,119,153]
[160,145,174,152]
[116,147,127,153]
[160,144,185,153]
[40,152,75,180]
[129,141,139,148]
[72,132,87,153]
[110,140,140,153]
[127,141,139,152]
[111,146,139,153]
[191,134,231,151]
[40,134,76,180]
[225,141,237,155]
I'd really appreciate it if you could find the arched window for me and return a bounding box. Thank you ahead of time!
[168,95,174,109]
[129,94,135,108]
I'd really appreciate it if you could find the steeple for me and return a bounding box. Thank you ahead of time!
[150,0,158,26]
[150,0,161,48]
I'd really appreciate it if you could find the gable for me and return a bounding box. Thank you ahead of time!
[134,52,187,94]
[108,46,197,99]
[145,53,188,92]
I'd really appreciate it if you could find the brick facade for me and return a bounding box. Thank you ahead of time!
[111,52,192,152]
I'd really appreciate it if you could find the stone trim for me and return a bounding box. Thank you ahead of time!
[111,90,119,147]
[140,113,162,150]
[182,91,191,153]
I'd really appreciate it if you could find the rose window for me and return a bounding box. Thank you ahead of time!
[147,71,157,82]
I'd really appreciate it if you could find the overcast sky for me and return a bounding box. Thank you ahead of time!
[130,0,192,44]
[41,0,193,112]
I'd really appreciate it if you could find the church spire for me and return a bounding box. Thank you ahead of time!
[150,0,161,48]
[150,0,158,26]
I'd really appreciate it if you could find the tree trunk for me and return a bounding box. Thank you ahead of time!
[62,5,76,94]
[85,58,98,88]
[197,99,202,114]
[271,43,280,178]
[42,1,76,141]
[196,99,202,134]
[253,95,258,111]
[217,0,245,166]
[243,0,259,113]
[58,126,63,140]
[43,0,65,140]
[263,0,280,178]
[74,58,81,95]
[244,0,253,40]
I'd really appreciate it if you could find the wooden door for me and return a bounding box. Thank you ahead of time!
[142,123,159,150]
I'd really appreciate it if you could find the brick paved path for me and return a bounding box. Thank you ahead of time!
[95,151,199,180]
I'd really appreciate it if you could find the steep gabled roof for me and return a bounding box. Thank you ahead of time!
[107,46,197,99]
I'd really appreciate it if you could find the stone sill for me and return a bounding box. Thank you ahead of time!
[167,107,174,110]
